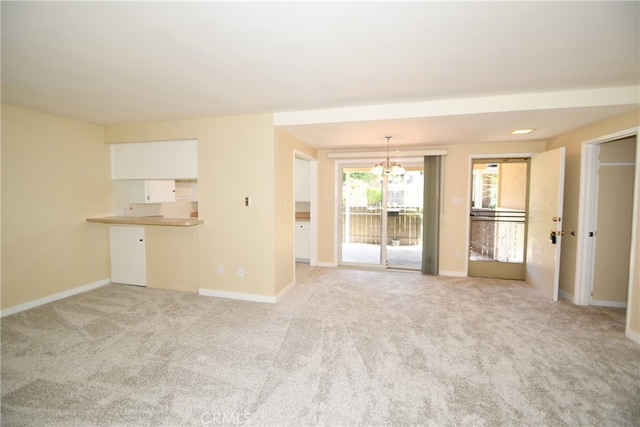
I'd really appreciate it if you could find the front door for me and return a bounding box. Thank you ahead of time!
[468,158,529,280]
[525,147,566,301]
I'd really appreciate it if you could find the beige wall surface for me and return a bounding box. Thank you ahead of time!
[316,140,546,272]
[498,162,528,210]
[273,129,317,295]
[547,109,640,337]
[105,115,278,298]
[1,104,111,310]
[146,225,199,293]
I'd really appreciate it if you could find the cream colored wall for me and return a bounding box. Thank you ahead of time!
[547,109,640,337]
[274,129,317,294]
[1,104,111,310]
[498,163,528,210]
[146,225,199,293]
[105,115,277,298]
[316,140,546,272]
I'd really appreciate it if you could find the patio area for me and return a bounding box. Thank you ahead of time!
[341,242,422,269]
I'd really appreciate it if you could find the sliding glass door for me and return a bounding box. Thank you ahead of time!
[340,165,423,270]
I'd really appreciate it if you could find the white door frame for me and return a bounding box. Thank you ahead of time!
[294,151,318,266]
[574,126,639,341]
[334,157,425,268]
[466,152,537,277]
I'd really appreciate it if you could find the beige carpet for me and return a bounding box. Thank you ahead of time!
[2,266,639,426]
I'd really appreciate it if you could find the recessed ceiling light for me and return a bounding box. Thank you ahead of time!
[511,128,536,135]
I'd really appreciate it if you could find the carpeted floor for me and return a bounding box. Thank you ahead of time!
[1,266,639,426]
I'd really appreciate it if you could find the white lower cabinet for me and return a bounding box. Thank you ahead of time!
[110,226,146,286]
[295,221,310,261]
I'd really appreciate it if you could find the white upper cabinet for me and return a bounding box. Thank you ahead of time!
[129,180,176,204]
[111,140,198,180]
[295,158,310,202]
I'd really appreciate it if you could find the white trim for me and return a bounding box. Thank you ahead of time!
[316,261,337,268]
[275,280,296,303]
[198,288,276,304]
[294,150,318,267]
[466,153,537,279]
[559,289,575,303]
[575,127,639,309]
[573,126,640,344]
[589,299,627,308]
[627,127,640,346]
[626,328,640,346]
[575,143,599,305]
[1,278,111,318]
[328,149,447,159]
[439,270,466,277]
[599,162,635,167]
[581,126,640,146]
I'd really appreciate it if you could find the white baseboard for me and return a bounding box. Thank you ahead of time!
[626,327,640,345]
[275,280,296,303]
[316,261,336,268]
[439,270,466,277]
[1,278,111,318]
[559,289,575,303]
[198,288,276,304]
[590,299,627,308]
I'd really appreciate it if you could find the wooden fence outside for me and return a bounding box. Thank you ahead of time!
[342,207,422,245]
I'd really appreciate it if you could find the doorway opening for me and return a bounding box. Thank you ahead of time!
[339,164,424,270]
[468,158,530,280]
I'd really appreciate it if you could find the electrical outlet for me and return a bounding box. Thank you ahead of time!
[237,268,244,278]
[455,251,461,259]
[217,265,223,275]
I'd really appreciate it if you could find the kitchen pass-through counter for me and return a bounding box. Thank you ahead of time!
[86,215,203,227]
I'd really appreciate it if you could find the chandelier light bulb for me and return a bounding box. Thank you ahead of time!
[372,136,404,176]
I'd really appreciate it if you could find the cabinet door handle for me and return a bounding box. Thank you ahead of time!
[139,239,143,242]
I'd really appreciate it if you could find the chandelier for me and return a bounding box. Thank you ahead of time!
[372,136,405,176]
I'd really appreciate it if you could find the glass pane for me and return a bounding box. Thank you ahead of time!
[341,169,382,265]
[386,170,423,269]
[469,161,527,264]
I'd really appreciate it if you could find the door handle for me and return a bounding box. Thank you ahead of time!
[550,231,556,244]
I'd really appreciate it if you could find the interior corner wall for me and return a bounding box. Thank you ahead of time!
[1,104,111,310]
[105,114,277,299]
[546,109,640,336]
[273,128,317,295]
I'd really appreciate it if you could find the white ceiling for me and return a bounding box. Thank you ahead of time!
[2,1,639,149]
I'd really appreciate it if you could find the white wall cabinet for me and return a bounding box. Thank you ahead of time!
[189,181,199,202]
[111,139,198,180]
[295,221,310,261]
[295,158,310,202]
[129,180,176,204]
[110,226,146,286]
